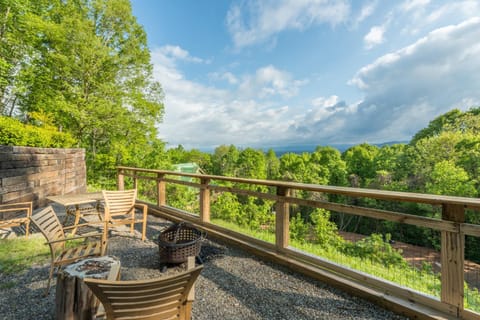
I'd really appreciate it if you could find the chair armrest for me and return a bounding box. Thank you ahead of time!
[0,202,32,217]
[134,203,148,216]
[62,220,107,231]
[46,232,104,245]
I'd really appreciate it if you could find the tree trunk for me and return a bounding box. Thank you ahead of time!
[55,256,121,320]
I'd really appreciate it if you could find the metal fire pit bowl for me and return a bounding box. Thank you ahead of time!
[158,222,206,264]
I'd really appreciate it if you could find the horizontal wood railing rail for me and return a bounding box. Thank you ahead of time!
[117,166,480,320]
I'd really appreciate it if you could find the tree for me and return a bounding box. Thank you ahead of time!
[265,148,280,180]
[0,0,46,116]
[311,209,343,249]
[410,109,463,144]
[311,146,347,186]
[3,0,164,181]
[409,131,465,191]
[211,145,239,176]
[342,143,379,186]
[374,144,406,175]
[236,148,266,179]
[425,160,477,197]
[410,107,480,144]
[278,153,307,182]
[456,135,480,188]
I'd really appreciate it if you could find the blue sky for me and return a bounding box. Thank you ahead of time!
[130,0,480,150]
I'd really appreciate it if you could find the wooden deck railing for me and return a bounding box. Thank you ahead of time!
[117,166,480,320]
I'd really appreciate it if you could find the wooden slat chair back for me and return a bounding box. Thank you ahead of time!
[85,265,203,320]
[0,202,32,238]
[30,206,106,295]
[102,189,148,241]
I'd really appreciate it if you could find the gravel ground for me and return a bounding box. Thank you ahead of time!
[0,211,409,320]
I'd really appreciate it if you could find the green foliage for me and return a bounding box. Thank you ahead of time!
[265,149,280,179]
[1,0,165,182]
[0,115,76,147]
[311,209,343,249]
[426,160,477,197]
[166,184,199,214]
[211,145,239,176]
[411,107,480,144]
[237,148,267,179]
[342,233,407,267]
[456,135,480,188]
[311,146,348,186]
[410,109,464,144]
[279,152,328,185]
[374,144,408,180]
[211,191,243,224]
[342,143,379,186]
[279,152,307,181]
[242,197,274,229]
[289,213,309,242]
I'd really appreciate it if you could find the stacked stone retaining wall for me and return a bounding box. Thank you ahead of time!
[0,145,86,208]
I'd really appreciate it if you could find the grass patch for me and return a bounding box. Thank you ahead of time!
[211,218,275,243]
[0,235,50,274]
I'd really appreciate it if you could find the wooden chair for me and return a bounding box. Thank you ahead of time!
[30,206,107,295]
[84,264,203,320]
[0,202,32,238]
[102,189,148,241]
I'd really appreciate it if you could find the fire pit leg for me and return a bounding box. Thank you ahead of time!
[55,256,121,320]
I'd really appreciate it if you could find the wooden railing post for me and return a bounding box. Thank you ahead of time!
[441,203,465,313]
[117,169,124,190]
[276,187,290,251]
[157,173,166,206]
[133,173,138,191]
[199,178,210,223]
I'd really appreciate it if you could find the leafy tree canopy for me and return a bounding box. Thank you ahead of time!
[0,0,165,182]
[410,107,480,144]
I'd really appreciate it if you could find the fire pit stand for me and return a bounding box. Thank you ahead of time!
[158,222,206,268]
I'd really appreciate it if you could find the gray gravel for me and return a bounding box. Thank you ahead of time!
[0,213,409,319]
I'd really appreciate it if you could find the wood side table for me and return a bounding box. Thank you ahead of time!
[55,256,121,320]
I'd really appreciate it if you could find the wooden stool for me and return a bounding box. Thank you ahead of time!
[55,256,121,320]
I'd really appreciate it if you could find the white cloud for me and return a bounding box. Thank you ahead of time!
[226,0,350,48]
[151,46,304,148]
[353,1,377,26]
[400,0,430,12]
[238,65,307,99]
[209,71,239,85]
[346,17,480,142]
[397,0,480,36]
[364,25,386,49]
[150,17,480,149]
[312,95,339,108]
[281,17,480,146]
[424,1,480,25]
[158,45,206,63]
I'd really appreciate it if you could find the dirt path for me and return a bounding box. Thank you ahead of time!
[340,231,480,290]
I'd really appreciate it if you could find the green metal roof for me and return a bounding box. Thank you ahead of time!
[172,162,200,174]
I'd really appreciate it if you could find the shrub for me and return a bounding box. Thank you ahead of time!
[342,233,407,267]
[0,116,76,148]
[311,209,344,249]
[290,213,309,242]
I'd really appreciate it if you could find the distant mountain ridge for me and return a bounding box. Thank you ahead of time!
[197,141,409,155]
[263,141,409,156]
